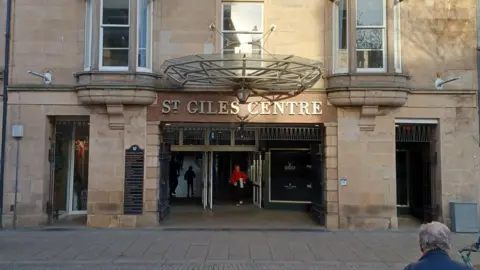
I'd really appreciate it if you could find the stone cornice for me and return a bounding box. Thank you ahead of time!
[74,71,158,130]
[326,73,411,131]
[7,84,477,94]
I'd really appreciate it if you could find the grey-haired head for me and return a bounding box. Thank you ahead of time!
[418,221,452,252]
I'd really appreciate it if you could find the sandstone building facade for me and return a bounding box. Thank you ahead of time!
[0,0,478,229]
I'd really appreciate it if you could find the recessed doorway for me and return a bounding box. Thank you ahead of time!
[168,151,259,208]
[157,123,326,228]
[51,119,90,223]
[395,122,440,227]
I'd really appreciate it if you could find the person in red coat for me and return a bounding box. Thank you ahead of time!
[231,164,247,206]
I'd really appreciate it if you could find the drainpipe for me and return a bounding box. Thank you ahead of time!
[477,48,480,146]
[477,0,480,146]
[478,0,480,146]
[0,0,13,229]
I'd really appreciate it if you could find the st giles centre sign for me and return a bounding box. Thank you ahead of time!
[160,100,323,116]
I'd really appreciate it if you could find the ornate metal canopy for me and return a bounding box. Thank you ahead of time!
[161,53,323,93]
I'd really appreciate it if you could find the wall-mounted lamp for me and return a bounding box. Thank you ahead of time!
[235,87,250,104]
[27,70,52,86]
[434,73,461,90]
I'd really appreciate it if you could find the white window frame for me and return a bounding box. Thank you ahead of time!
[394,2,402,73]
[355,0,387,73]
[99,0,130,71]
[332,0,349,74]
[84,0,93,71]
[137,0,153,72]
[220,2,264,56]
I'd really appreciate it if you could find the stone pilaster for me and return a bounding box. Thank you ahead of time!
[87,106,155,228]
[324,123,339,229]
[87,110,124,228]
[140,121,160,226]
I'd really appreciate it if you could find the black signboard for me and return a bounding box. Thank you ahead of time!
[124,145,145,215]
[270,150,312,202]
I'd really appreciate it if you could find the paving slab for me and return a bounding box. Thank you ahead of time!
[0,228,477,269]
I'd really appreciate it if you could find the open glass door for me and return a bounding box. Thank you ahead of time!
[202,152,208,209]
[309,143,325,225]
[208,152,213,210]
[51,121,90,221]
[202,151,214,210]
[252,152,262,208]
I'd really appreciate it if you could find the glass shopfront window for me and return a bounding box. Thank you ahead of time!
[53,121,90,217]
[269,149,313,203]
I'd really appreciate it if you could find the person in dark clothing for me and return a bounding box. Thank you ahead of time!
[184,166,196,198]
[169,156,179,196]
[403,221,470,270]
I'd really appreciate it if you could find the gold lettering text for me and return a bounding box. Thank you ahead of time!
[260,102,271,115]
[273,102,284,115]
[248,102,259,115]
[186,100,198,114]
[299,102,310,115]
[161,100,171,114]
[311,101,322,114]
[230,101,240,114]
[218,101,229,114]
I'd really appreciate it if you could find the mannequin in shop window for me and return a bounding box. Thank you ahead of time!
[231,164,247,206]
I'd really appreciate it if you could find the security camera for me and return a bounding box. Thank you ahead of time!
[435,73,460,90]
[27,70,52,86]
[209,23,216,31]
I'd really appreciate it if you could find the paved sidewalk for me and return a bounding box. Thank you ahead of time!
[0,228,477,269]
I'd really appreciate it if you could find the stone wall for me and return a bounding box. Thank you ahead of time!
[324,123,339,228]
[87,106,154,228]
[5,0,478,91]
[401,0,477,90]
[145,121,160,217]
[335,90,479,229]
[10,0,85,85]
[1,90,158,228]
[1,91,91,227]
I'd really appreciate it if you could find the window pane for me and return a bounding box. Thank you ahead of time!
[102,0,129,25]
[338,0,347,50]
[356,50,383,69]
[103,49,129,66]
[72,125,89,212]
[394,5,401,72]
[84,0,93,70]
[356,0,383,26]
[223,33,263,51]
[356,29,382,49]
[138,0,149,68]
[103,27,129,48]
[138,48,147,68]
[223,4,262,32]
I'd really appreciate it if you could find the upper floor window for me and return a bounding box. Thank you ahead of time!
[393,2,401,73]
[333,0,348,73]
[221,3,263,55]
[100,0,130,70]
[332,0,400,74]
[84,0,153,72]
[356,0,386,72]
[138,0,152,71]
[84,0,93,71]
